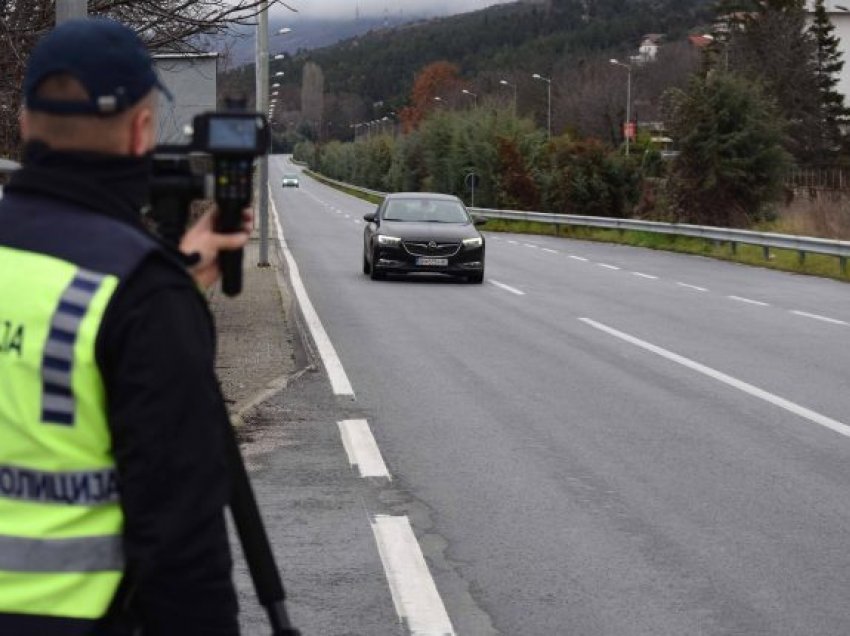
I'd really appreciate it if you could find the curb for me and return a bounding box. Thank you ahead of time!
[230,211,318,427]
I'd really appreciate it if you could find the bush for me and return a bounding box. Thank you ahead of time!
[665,73,791,227]
[313,106,644,217]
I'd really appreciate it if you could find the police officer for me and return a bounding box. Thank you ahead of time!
[0,18,247,635]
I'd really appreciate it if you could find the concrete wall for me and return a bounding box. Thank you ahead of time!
[153,54,218,145]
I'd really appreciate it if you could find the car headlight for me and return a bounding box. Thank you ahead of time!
[378,235,402,247]
[463,237,483,248]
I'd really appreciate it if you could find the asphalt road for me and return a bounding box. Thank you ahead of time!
[260,155,850,636]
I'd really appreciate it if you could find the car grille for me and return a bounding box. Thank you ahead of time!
[402,241,461,257]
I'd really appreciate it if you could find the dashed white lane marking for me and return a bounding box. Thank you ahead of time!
[580,317,850,440]
[598,263,621,271]
[729,295,770,307]
[677,282,708,292]
[371,516,456,636]
[490,280,526,296]
[569,255,589,262]
[508,240,519,245]
[524,243,538,249]
[632,272,658,280]
[338,420,391,479]
[542,248,558,254]
[269,192,355,397]
[344,214,351,219]
[791,310,849,326]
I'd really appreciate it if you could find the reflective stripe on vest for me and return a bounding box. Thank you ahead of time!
[41,268,105,426]
[0,534,123,573]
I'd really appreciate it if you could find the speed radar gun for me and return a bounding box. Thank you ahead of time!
[149,112,301,635]
[149,109,270,297]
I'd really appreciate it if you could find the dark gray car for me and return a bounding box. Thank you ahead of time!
[362,192,486,283]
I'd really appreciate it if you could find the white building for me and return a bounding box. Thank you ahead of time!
[805,0,850,102]
[153,53,219,145]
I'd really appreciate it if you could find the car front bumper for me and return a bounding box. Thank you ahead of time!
[374,245,484,275]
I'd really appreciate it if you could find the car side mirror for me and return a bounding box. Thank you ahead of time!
[473,217,487,227]
[363,212,377,223]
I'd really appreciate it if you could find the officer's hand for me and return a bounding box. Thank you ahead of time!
[180,207,254,290]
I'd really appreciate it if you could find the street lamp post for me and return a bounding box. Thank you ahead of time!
[462,89,478,107]
[610,59,633,157]
[256,1,271,266]
[255,18,293,266]
[499,80,517,115]
[532,73,552,138]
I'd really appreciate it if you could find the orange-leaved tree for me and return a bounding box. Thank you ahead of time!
[399,61,462,132]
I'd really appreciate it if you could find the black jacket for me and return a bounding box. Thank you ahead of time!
[0,145,239,635]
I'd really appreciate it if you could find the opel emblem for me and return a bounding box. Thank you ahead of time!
[428,241,437,250]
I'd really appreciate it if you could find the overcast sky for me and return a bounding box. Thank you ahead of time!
[274,0,512,20]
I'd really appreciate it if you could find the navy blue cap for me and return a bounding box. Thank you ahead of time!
[24,17,172,116]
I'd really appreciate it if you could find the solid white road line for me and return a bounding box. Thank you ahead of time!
[729,295,769,307]
[569,255,589,262]
[269,193,355,397]
[598,263,621,271]
[791,310,848,326]
[542,248,558,254]
[490,280,526,296]
[580,317,850,440]
[338,420,391,479]
[371,516,455,636]
[677,282,708,292]
[632,272,659,280]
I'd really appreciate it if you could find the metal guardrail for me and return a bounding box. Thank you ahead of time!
[306,171,850,274]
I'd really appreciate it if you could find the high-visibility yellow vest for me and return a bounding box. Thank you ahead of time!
[0,194,158,621]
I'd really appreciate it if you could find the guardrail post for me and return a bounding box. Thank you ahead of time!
[763,246,770,261]
[798,250,806,266]
[730,241,737,256]
[841,256,847,276]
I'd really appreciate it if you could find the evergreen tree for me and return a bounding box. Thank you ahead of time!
[715,0,821,163]
[665,73,790,227]
[809,0,850,162]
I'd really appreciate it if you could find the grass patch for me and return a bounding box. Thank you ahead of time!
[482,218,850,283]
[305,171,848,282]
[305,170,384,206]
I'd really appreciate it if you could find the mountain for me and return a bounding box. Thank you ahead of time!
[220,0,715,142]
[264,0,713,103]
[217,13,433,66]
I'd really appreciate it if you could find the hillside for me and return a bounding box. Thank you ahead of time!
[266,0,714,106]
[218,13,434,66]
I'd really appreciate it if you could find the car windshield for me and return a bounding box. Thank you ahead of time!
[284,174,297,179]
[382,199,469,223]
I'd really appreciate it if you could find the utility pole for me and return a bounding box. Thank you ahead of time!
[610,59,633,157]
[625,65,632,157]
[256,1,270,267]
[56,0,87,24]
[532,73,552,139]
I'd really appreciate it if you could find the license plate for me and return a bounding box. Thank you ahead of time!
[416,257,448,267]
